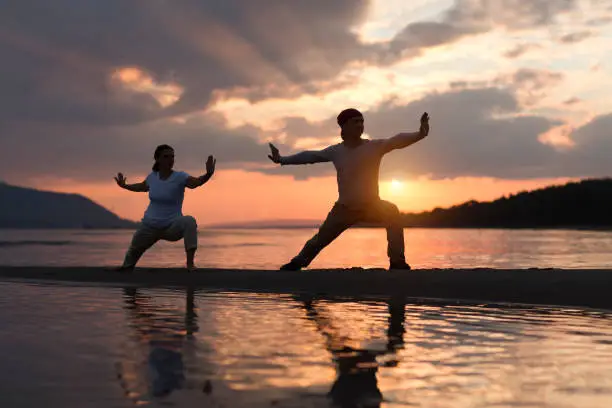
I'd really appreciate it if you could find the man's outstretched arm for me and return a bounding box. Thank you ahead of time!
[381,112,430,153]
[268,143,332,165]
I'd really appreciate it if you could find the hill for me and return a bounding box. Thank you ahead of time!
[204,178,612,230]
[400,178,612,229]
[0,181,137,229]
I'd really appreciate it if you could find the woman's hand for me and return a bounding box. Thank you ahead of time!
[206,155,216,175]
[114,172,127,188]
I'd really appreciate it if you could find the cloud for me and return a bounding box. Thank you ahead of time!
[258,86,561,181]
[0,0,582,131]
[263,81,612,181]
[586,16,612,26]
[503,43,541,58]
[0,0,603,188]
[502,69,564,106]
[363,88,562,180]
[384,0,577,61]
[0,0,375,127]
[559,31,593,43]
[0,114,285,183]
[560,113,612,177]
[3,81,610,186]
[563,97,582,105]
[446,0,576,30]
[446,68,565,107]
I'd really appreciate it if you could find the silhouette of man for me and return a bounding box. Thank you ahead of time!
[269,109,430,270]
[296,295,406,407]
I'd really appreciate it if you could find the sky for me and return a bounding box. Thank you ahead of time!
[1,0,611,225]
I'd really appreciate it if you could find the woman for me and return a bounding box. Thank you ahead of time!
[114,144,216,272]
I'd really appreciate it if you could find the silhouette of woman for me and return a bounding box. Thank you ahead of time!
[116,287,199,401]
[114,144,215,271]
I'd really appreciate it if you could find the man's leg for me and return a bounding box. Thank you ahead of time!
[364,200,409,269]
[121,224,161,270]
[161,216,198,270]
[284,204,355,270]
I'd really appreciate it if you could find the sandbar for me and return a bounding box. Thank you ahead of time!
[1,266,611,310]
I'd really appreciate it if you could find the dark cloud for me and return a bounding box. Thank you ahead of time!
[0,0,596,186]
[501,69,564,106]
[0,0,580,129]
[446,0,576,30]
[264,83,612,181]
[0,115,287,183]
[586,16,612,26]
[506,69,564,90]
[559,114,612,178]
[0,0,373,127]
[3,84,609,185]
[363,88,561,180]
[446,68,565,106]
[260,87,560,181]
[384,0,577,61]
[503,43,541,58]
[563,97,582,105]
[559,31,593,43]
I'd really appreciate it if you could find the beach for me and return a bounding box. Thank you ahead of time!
[2,266,612,310]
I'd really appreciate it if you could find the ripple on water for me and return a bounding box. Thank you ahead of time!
[2,281,612,407]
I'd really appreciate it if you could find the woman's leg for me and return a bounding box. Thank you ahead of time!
[161,216,198,270]
[121,224,161,270]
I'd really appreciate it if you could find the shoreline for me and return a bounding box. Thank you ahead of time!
[1,266,612,310]
[1,225,612,232]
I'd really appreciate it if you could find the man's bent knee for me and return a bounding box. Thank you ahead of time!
[381,200,400,214]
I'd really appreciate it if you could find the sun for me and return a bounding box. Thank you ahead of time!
[390,179,403,192]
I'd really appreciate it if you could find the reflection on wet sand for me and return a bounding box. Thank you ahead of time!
[296,295,406,407]
[105,287,612,408]
[114,287,410,407]
[116,287,200,403]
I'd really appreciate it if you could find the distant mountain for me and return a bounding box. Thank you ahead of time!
[205,178,612,230]
[0,181,137,229]
[400,178,612,229]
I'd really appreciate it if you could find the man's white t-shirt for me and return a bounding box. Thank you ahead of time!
[142,171,190,228]
[280,139,388,207]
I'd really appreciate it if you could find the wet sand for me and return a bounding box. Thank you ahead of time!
[1,266,611,309]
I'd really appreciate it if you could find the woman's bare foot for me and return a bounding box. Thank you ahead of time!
[186,248,196,272]
[111,265,134,273]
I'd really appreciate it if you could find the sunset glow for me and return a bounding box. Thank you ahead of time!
[1,0,610,225]
[390,179,403,193]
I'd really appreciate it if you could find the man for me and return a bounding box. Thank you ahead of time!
[268,108,430,271]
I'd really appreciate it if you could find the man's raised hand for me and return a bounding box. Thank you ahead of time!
[206,155,216,174]
[268,143,281,164]
[420,112,430,137]
[114,172,127,188]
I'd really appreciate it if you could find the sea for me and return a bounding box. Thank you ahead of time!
[2,227,612,408]
[1,227,612,269]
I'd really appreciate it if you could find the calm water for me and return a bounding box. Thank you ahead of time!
[2,281,612,408]
[1,227,612,269]
[3,228,612,407]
